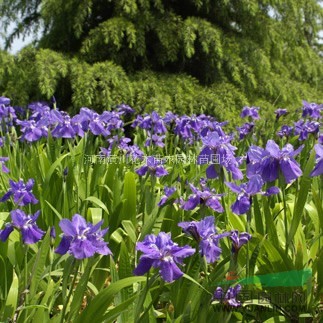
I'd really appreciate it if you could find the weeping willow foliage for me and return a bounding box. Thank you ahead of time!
[0,0,322,119]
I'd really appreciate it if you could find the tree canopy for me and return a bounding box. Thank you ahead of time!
[0,0,322,119]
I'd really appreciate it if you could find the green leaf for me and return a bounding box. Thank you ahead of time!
[45,200,63,220]
[84,196,109,215]
[67,257,100,322]
[122,220,137,244]
[29,229,51,299]
[3,270,19,320]
[121,171,137,223]
[102,294,138,322]
[75,276,147,323]
[287,148,316,246]
[44,153,70,185]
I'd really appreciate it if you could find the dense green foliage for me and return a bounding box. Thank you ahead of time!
[0,0,323,118]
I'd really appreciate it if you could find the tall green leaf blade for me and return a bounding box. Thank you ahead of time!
[121,171,137,223]
[287,149,316,246]
[75,276,146,323]
[84,196,109,216]
[29,229,51,299]
[3,270,19,321]
[67,257,99,322]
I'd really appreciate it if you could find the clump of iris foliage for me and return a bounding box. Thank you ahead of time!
[0,96,322,322]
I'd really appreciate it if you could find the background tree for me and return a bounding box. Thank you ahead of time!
[0,0,322,120]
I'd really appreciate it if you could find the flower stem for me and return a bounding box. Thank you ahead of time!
[246,210,252,277]
[60,259,79,323]
[279,174,288,254]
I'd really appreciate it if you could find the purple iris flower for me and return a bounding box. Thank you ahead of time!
[28,102,51,121]
[0,104,17,123]
[78,108,112,136]
[50,226,56,239]
[124,145,144,161]
[310,144,323,177]
[101,136,131,156]
[16,119,48,142]
[163,112,177,124]
[0,96,15,119]
[319,133,323,145]
[133,232,195,282]
[294,119,320,141]
[274,108,288,119]
[302,101,322,119]
[0,157,9,173]
[247,140,303,184]
[13,106,26,119]
[236,122,254,139]
[178,216,229,263]
[0,137,3,147]
[101,111,124,132]
[230,230,252,253]
[240,106,260,120]
[158,186,176,206]
[116,103,135,115]
[138,112,167,134]
[277,125,293,138]
[226,175,279,215]
[145,134,166,148]
[0,179,38,206]
[88,113,110,136]
[182,183,223,213]
[213,285,242,307]
[55,214,112,259]
[0,210,44,244]
[0,97,10,105]
[197,131,243,180]
[51,111,78,138]
[265,140,303,183]
[136,156,168,177]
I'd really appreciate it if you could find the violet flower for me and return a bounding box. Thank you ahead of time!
[116,103,135,115]
[28,102,51,121]
[0,100,16,121]
[230,230,252,253]
[302,101,322,119]
[51,111,78,138]
[310,144,323,177]
[182,183,223,213]
[55,214,112,259]
[0,97,10,105]
[137,112,167,134]
[213,285,242,307]
[240,106,260,120]
[247,140,303,184]
[124,145,144,161]
[133,232,195,282]
[319,133,323,145]
[294,119,320,141]
[16,119,48,142]
[0,179,38,206]
[136,156,168,177]
[178,216,229,263]
[197,131,243,180]
[0,209,44,244]
[277,125,293,138]
[145,134,166,148]
[0,157,9,173]
[274,108,288,119]
[158,186,176,206]
[236,122,254,139]
[226,175,279,215]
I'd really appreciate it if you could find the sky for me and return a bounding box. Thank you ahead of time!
[0,21,37,54]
